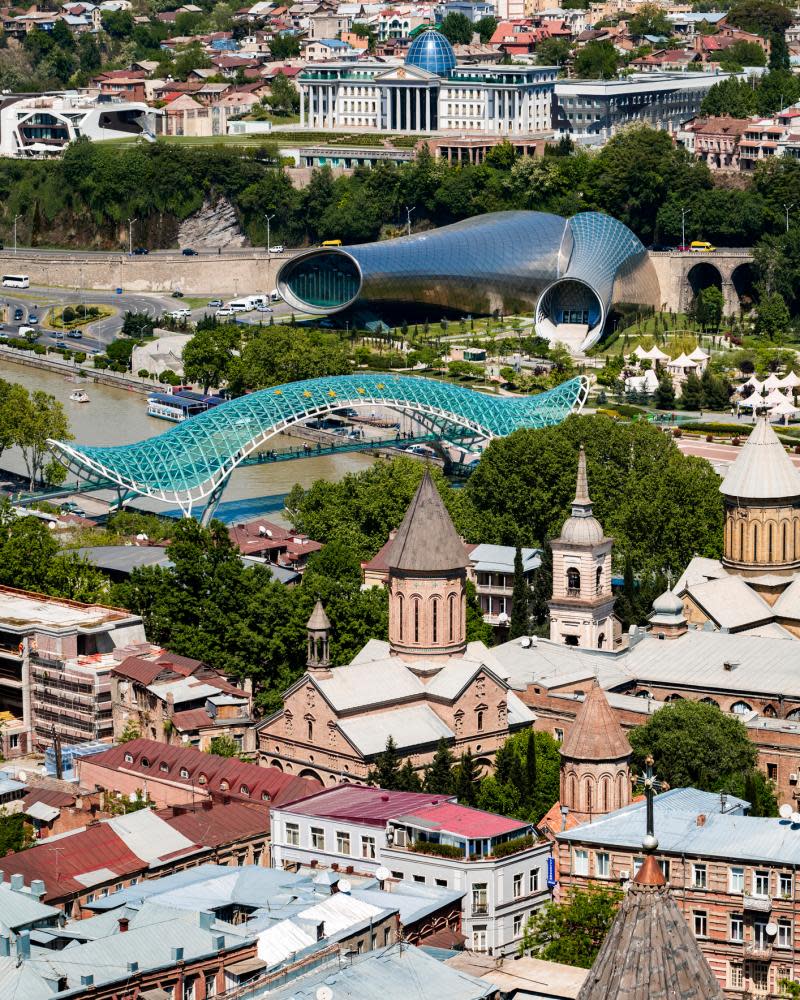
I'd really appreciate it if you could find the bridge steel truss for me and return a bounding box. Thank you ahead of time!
[49,373,589,520]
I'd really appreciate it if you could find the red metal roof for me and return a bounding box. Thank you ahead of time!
[170,708,215,731]
[84,739,318,806]
[158,800,270,845]
[400,802,529,839]
[279,785,454,826]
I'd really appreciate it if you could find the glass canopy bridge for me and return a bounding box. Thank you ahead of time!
[48,373,589,523]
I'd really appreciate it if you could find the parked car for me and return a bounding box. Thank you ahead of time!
[255,305,273,313]
[182,248,198,256]
[67,330,83,339]
[169,308,191,319]
[61,502,85,516]
[269,245,284,254]
[13,308,23,321]
[676,244,691,252]
[132,247,149,255]
[27,314,38,324]
[215,307,234,317]
[207,299,223,308]
[171,290,184,298]
[648,243,673,253]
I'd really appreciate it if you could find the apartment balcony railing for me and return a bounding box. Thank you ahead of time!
[744,941,772,959]
[472,903,489,916]
[743,894,772,913]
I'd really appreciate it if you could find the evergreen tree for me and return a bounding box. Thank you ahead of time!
[509,545,532,639]
[529,540,552,637]
[454,749,480,806]
[397,758,422,792]
[424,738,455,794]
[681,371,704,411]
[526,727,537,805]
[368,736,400,789]
[655,373,675,410]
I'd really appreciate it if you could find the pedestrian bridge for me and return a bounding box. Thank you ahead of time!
[49,373,588,519]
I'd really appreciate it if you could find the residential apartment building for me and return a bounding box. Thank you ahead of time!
[677,116,751,171]
[739,117,787,171]
[471,544,540,627]
[557,790,800,997]
[0,586,146,753]
[270,784,552,956]
[154,93,227,137]
[554,71,744,137]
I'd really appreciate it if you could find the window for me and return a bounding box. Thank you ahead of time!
[693,911,707,938]
[728,963,743,990]
[778,919,792,948]
[413,874,425,883]
[431,598,438,643]
[768,763,778,780]
[554,728,564,742]
[472,883,488,915]
[307,720,314,741]
[361,836,376,860]
[692,864,707,889]
[183,977,196,1000]
[729,867,744,893]
[239,785,249,797]
[160,762,169,773]
[751,961,768,991]
[413,598,420,643]
[124,752,133,763]
[180,767,189,779]
[9,735,18,749]
[513,873,523,898]
[529,869,539,893]
[435,878,448,887]
[753,870,770,897]
[730,913,743,942]
[780,872,793,898]
[383,927,391,946]
[567,567,581,594]
[140,757,150,767]
[574,849,589,876]
[311,827,325,850]
[513,913,523,936]
[472,926,487,952]
[391,871,403,880]
[205,973,217,998]
[336,831,351,854]
[477,710,484,732]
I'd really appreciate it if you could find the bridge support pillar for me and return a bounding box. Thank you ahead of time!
[721,280,739,318]
[199,471,233,527]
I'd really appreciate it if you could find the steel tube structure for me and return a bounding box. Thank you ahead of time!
[49,373,589,517]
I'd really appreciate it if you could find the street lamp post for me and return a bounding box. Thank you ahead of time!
[127,218,137,256]
[785,203,794,234]
[265,214,275,256]
[405,205,415,237]
[680,206,691,249]
[13,214,22,255]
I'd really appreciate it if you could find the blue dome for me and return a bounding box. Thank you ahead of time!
[405,29,456,76]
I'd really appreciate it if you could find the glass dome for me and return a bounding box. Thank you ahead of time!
[405,29,456,76]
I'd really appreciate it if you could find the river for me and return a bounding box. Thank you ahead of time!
[0,360,377,522]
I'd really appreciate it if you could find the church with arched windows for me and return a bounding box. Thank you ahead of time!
[256,470,533,787]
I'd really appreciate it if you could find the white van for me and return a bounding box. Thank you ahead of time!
[270,289,280,302]
[228,300,251,312]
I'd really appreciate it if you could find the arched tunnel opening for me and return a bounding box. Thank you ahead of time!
[732,262,758,311]
[687,261,723,298]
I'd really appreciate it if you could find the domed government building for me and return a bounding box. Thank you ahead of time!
[298,28,556,136]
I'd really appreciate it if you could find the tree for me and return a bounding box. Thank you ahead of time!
[78,34,101,74]
[629,700,778,815]
[209,735,243,758]
[573,40,619,79]
[700,76,758,117]
[270,33,301,59]
[755,291,791,339]
[119,720,141,743]
[509,545,532,639]
[520,887,621,967]
[529,540,552,636]
[721,39,767,68]
[655,373,675,410]
[681,371,704,410]
[692,285,723,331]
[628,3,671,36]
[101,9,134,38]
[454,749,479,806]
[397,758,422,791]
[727,0,792,38]
[536,37,572,66]
[14,388,71,488]
[425,739,456,794]
[122,311,156,339]
[475,16,498,43]
[182,326,240,392]
[439,12,473,45]
[0,810,34,858]
[267,72,300,117]
[369,735,401,789]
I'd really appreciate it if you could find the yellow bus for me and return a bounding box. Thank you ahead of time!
[690,240,716,253]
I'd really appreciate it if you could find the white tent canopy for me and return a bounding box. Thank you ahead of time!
[763,373,783,391]
[764,388,789,408]
[779,371,800,389]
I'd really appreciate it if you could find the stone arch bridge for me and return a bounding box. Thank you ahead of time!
[648,248,756,317]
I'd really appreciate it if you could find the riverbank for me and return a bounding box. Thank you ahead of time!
[0,345,159,394]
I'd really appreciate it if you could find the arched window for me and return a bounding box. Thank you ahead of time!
[787,708,800,722]
[584,779,593,814]
[601,778,610,813]
[477,710,484,732]
[783,522,788,562]
[159,762,169,773]
[140,757,150,768]
[307,719,314,741]
[413,599,420,644]
[769,523,774,562]
[124,753,133,764]
[397,593,404,641]
[596,566,602,595]
[198,773,207,785]
[700,697,719,708]
[448,594,456,642]
[180,768,189,779]
[567,567,581,594]
[731,700,752,716]
[219,780,229,791]
[739,521,745,561]
[431,598,439,644]
[763,704,777,718]
[598,632,606,649]
[569,775,577,808]
[753,523,759,562]
[239,785,250,796]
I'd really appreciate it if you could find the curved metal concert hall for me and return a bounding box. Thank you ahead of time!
[278,211,661,352]
[49,373,588,517]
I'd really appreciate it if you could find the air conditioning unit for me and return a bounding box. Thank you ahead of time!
[394,829,407,848]
[790,773,798,784]
[619,870,631,881]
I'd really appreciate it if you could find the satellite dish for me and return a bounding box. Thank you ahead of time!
[766,922,778,937]
[17,771,26,783]
[780,803,793,819]
[337,879,352,894]
[519,636,531,648]
[316,988,333,1000]
[375,866,391,882]
[792,811,800,825]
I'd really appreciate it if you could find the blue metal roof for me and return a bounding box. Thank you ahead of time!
[405,29,456,75]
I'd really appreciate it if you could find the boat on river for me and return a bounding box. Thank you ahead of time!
[69,390,90,403]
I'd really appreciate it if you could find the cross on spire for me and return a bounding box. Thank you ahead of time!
[633,755,669,852]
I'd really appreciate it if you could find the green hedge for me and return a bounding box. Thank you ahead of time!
[680,422,745,434]
[411,840,464,859]
[492,834,535,859]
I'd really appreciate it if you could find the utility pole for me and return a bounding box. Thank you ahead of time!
[13,214,21,255]
[785,203,794,234]
[127,217,137,256]
[265,214,275,256]
[680,206,691,249]
[405,205,415,237]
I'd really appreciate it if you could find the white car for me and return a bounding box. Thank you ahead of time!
[169,308,191,319]
[269,245,284,254]
[215,307,235,317]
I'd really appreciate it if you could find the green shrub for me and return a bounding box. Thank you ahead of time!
[411,840,464,859]
[492,833,535,859]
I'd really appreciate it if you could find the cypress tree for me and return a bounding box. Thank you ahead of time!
[424,738,455,794]
[529,540,552,637]
[368,736,400,789]
[526,728,538,809]
[454,749,479,807]
[509,545,531,639]
[397,758,422,792]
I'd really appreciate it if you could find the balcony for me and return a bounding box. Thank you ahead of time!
[743,894,772,913]
[566,587,580,597]
[744,941,772,959]
[472,902,488,916]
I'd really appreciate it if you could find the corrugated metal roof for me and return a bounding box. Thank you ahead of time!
[397,801,530,839]
[0,883,61,931]
[277,785,453,825]
[108,810,199,864]
[339,705,454,756]
[157,801,269,846]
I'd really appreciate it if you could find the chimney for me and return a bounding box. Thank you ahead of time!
[0,934,9,957]
[198,911,214,930]
[127,961,138,973]
[17,931,30,960]
[118,916,129,933]
[212,934,225,950]
[30,880,45,901]
[697,813,707,827]
[10,874,24,892]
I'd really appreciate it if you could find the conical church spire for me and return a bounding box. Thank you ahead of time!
[574,444,591,508]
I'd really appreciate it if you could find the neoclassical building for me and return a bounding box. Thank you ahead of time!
[548,446,622,649]
[256,471,533,785]
[298,29,556,135]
